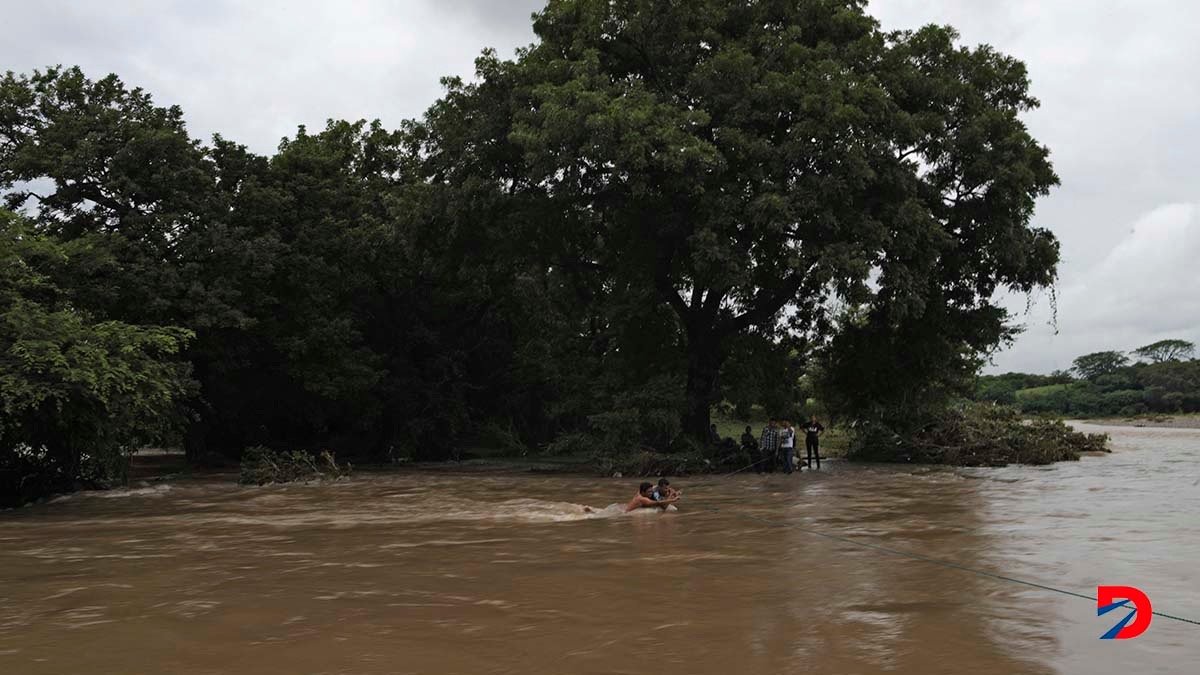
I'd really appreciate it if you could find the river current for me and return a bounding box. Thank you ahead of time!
[1,423,1196,674]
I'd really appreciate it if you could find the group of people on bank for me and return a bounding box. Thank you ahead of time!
[739,416,824,474]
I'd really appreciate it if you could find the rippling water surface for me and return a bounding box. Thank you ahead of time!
[1,424,1197,674]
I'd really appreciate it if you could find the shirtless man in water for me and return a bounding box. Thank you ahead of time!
[625,482,679,512]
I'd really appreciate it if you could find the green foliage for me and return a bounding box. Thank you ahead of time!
[849,402,1108,466]
[0,66,215,325]
[720,332,803,420]
[1,210,193,506]
[976,372,1073,404]
[816,298,1011,438]
[238,446,351,486]
[1015,383,1076,399]
[547,375,683,456]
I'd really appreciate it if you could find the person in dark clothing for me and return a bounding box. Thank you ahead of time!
[740,425,760,472]
[709,423,722,445]
[759,418,780,473]
[803,415,825,469]
[740,425,758,453]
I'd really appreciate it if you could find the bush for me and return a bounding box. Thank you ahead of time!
[1101,389,1144,414]
[479,420,530,456]
[238,446,352,485]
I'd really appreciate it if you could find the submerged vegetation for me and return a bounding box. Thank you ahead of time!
[848,402,1109,467]
[2,1,1087,504]
[238,447,352,486]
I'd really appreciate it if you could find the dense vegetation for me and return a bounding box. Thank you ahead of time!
[975,340,1200,417]
[3,0,1071,505]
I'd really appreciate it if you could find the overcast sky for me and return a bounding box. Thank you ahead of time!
[3,0,1197,374]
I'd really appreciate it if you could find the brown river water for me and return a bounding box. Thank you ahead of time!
[1,423,1197,674]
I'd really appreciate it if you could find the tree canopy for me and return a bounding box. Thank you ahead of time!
[1133,339,1195,364]
[1072,350,1129,381]
[0,210,193,506]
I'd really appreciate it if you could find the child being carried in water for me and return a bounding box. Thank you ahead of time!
[651,477,680,502]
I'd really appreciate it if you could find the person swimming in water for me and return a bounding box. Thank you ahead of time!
[626,482,679,512]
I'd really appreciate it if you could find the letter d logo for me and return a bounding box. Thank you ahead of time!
[1097,585,1152,639]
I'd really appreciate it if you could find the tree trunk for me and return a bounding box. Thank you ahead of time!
[682,336,723,444]
[184,419,208,463]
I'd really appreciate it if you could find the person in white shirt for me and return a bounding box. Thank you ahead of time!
[780,420,797,474]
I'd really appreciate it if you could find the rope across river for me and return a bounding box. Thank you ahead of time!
[679,463,1200,629]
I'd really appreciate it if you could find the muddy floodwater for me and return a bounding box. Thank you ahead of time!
[1,424,1197,674]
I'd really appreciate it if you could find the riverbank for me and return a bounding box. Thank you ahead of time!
[1073,413,1200,429]
[17,414,1074,506]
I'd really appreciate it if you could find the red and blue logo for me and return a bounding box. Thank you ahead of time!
[1097,585,1152,639]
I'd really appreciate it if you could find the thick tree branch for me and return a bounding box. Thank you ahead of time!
[725,268,811,334]
[654,253,691,324]
[74,180,133,218]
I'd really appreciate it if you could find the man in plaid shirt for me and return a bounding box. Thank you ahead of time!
[759,418,780,472]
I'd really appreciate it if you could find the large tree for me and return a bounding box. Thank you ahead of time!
[1133,339,1195,364]
[1072,350,1129,380]
[417,0,1059,441]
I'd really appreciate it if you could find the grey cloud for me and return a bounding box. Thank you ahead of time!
[438,0,546,34]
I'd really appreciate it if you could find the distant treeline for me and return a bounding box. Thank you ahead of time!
[975,340,1200,416]
[4,3,1067,504]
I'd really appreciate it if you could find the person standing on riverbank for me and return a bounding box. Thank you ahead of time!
[759,419,780,472]
[780,421,796,474]
[740,425,758,458]
[803,415,825,469]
